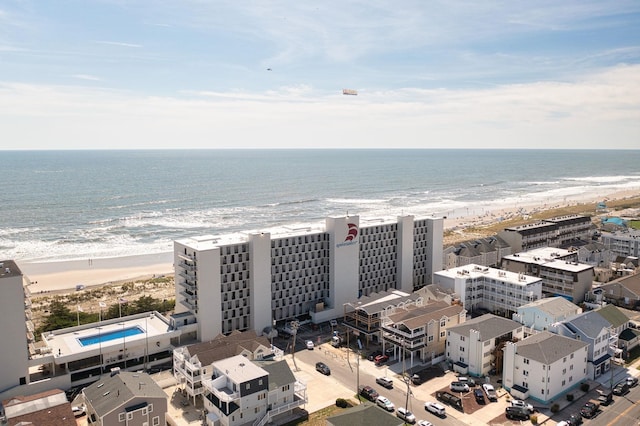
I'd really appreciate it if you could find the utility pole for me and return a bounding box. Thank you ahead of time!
[356,350,361,404]
[291,320,299,372]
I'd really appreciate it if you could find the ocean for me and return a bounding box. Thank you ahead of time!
[1,149,639,263]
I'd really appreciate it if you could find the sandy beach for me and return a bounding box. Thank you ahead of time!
[14,187,640,294]
[18,252,174,294]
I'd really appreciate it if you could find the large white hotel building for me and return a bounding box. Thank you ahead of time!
[173,215,444,342]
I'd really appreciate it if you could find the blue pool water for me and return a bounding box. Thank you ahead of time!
[78,326,144,346]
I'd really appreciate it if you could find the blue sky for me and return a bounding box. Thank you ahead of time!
[1,1,639,149]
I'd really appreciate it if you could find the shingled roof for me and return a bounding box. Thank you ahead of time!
[514,331,588,365]
[184,330,271,366]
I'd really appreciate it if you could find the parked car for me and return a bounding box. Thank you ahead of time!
[411,374,422,385]
[482,383,497,401]
[505,406,529,421]
[306,340,314,350]
[376,376,394,389]
[417,421,433,426]
[566,413,583,425]
[72,406,86,418]
[597,388,613,405]
[435,391,462,411]
[424,401,446,417]
[613,381,629,395]
[396,407,417,424]
[374,354,389,365]
[511,399,533,413]
[315,362,330,375]
[626,376,639,387]
[367,350,382,361]
[474,388,485,404]
[579,400,599,418]
[457,376,476,387]
[376,396,395,411]
[449,382,470,393]
[359,385,379,402]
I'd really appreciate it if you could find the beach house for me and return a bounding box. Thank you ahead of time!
[446,314,524,377]
[512,296,582,335]
[502,331,589,403]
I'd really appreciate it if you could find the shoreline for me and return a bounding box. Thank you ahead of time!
[15,187,640,294]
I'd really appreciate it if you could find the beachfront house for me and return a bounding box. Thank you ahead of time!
[502,331,589,404]
[82,371,167,426]
[433,264,542,319]
[173,215,444,342]
[446,314,524,377]
[512,296,582,336]
[202,355,306,426]
[501,247,594,303]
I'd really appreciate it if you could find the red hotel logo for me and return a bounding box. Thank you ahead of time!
[345,223,358,242]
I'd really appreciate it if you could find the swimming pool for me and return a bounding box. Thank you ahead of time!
[78,326,144,346]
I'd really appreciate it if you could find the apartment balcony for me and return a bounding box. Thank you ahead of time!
[203,376,240,403]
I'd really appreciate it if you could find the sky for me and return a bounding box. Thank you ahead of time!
[0,1,639,150]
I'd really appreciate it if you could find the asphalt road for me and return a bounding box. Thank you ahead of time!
[592,384,640,425]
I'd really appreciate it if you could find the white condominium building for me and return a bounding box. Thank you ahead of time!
[501,247,594,303]
[503,331,588,404]
[433,264,542,318]
[174,215,443,342]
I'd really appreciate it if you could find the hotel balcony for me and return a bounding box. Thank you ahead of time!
[178,252,196,262]
[381,325,424,341]
[180,298,198,311]
[179,260,197,272]
[177,277,197,292]
[203,375,240,403]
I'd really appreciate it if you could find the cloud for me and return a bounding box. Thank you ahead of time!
[0,64,638,150]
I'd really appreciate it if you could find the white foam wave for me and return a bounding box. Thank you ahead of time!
[563,175,640,184]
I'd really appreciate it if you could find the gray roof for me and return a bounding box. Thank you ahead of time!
[515,331,588,365]
[185,330,271,366]
[327,403,403,426]
[83,372,165,417]
[563,310,611,339]
[255,360,296,392]
[447,314,521,341]
[519,297,580,318]
[595,305,630,328]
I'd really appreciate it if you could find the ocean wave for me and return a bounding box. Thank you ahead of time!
[562,175,640,184]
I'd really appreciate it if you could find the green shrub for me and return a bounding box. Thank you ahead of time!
[530,414,538,424]
[580,383,590,392]
[336,398,348,408]
[550,403,560,413]
[566,393,574,401]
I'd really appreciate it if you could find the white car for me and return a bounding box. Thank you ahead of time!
[306,340,314,350]
[424,401,446,416]
[376,396,395,411]
[417,421,433,426]
[511,399,533,412]
[396,407,416,424]
[482,383,497,401]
